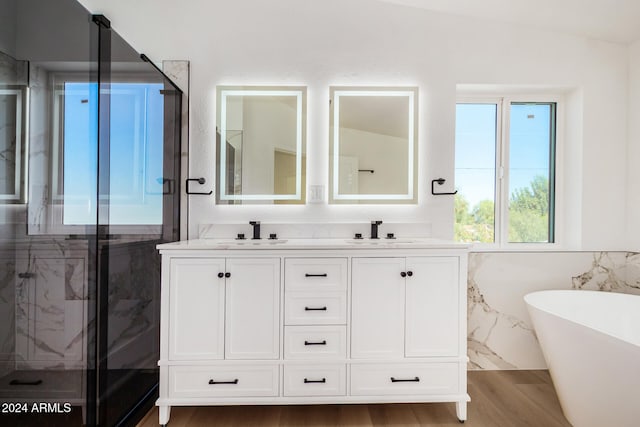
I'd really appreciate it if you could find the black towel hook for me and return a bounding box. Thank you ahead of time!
[431,178,458,196]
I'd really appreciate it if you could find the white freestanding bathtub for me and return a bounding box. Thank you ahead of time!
[524,290,640,427]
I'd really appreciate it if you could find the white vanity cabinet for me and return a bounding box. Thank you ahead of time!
[157,240,468,426]
[351,256,459,359]
[168,257,280,361]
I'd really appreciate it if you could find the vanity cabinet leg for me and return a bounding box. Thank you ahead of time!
[159,405,171,426]
[456,401,467,423]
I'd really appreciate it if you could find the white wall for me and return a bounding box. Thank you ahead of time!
[76,0,630,249]
[628,41,640,250]
[0,0,16,57]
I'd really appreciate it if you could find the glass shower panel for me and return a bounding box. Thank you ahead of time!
[95,29,181,427]
[0,0,97,425]
[0,1,181,425]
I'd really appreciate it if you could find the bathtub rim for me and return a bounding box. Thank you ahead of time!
[524,289,640,348]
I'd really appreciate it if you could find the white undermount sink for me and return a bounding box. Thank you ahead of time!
[346,238,417,244]
[216,239,288,246]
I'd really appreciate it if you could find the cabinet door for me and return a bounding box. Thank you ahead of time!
[351,258,405,359]
[169,258,225,360]
[405,257,459,357]
[225,258,280,360]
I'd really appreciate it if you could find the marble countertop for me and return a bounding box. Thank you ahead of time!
[157,238,470,251]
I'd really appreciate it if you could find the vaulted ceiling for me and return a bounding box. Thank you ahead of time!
[375,0,640,44]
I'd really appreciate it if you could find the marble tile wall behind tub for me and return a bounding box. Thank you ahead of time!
[468,251,640,370]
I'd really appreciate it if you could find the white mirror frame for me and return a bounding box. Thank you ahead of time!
[330,87,418,203]
[217,86,306,202]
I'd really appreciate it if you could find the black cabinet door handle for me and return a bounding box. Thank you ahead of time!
[305,273,328,277]
[304,340,327,346]
[390,376,420,383]
[10,379,42,386]
[209,379,238,385]
[218,272,224,278]
[407,271,413,277]
[304,306,327,311]
[225,272,231,278]
[18,273,35,279]
[304,378,326,384]
[400,271,407,278]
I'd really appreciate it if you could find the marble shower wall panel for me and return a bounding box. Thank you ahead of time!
[468,251,640,370]
[26,64,51,235]
[0,257,15,377]
[15,255,86,369]
[104,241,160,369]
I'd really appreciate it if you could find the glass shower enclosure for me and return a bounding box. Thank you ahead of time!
[0,0,182,425]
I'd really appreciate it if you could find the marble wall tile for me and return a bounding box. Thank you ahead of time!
[0,258,15,377]
[571,252,640,294]
[25,63,50,234]
[107,299,157,369]
[468,251,639,370]
[14,256,85,368]
[104,241,159,369]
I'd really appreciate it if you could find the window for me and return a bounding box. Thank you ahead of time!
[454,97,557,246]
[51,78,165,226]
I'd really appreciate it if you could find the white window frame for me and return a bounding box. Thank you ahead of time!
[29,72,166,235]
[456,94,563,251]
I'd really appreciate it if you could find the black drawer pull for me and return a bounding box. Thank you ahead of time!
[225,272,231,278]
[217,272,224,278]
[390,376,420,383]
[304,378,326,384]
[18,273,35,279]
[407,271,413,277]
[400,271,407,278]
[208,379,238,385]
[304,340,327,346]
[304,306,327,311]
[10,379,42,386]
[305,273,328,277]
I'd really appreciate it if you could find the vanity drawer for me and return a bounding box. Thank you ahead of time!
[284,325,346,359]
[350,363,459,396]
[284,364,346,396]
[285,258,347,291]
[168,365,279,398]
[285,291,347,325]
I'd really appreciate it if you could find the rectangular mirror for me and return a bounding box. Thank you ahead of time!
[216,86,306,204]
[329,86,418,204]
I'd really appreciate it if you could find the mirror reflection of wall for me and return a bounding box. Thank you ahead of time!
[216,86,307,205]
[329,87,418,204]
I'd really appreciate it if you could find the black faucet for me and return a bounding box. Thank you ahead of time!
[249,221,261,240]
[370,220,382,239]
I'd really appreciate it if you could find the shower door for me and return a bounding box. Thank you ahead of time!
[0,0,182,425]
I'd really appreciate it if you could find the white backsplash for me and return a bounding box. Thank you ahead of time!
[198,222,432,240]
